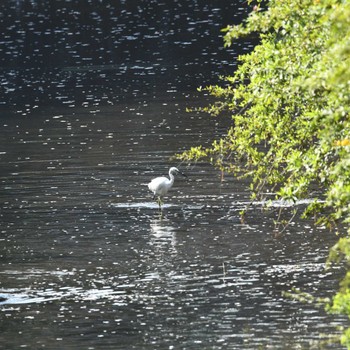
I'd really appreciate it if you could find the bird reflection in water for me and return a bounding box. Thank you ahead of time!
[149,218,178,255]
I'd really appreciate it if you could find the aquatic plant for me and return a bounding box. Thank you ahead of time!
[177,0,350,346]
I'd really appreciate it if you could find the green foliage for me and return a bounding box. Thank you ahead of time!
[177,0,350,346]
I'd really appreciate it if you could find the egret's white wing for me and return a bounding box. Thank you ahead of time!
[148,176,171,196]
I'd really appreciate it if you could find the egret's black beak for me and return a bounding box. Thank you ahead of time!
[179,171,187,178]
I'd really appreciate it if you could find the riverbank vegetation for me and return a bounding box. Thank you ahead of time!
[177,0,350,347]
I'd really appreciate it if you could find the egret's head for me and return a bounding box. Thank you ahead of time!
[169,167,187,177]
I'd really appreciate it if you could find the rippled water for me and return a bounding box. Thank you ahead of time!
[0,0,254,115]
[0,98,346,349]
[0,1,347,349]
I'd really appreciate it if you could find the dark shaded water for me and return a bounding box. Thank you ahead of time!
[0,0,254,115]
[0,1,348,349]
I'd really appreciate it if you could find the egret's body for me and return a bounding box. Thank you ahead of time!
[148,167,186,210]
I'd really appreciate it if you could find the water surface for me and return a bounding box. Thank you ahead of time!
[0,98,346,349]
[0,0,347,349]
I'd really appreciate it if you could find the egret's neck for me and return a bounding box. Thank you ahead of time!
[169,172,175,185]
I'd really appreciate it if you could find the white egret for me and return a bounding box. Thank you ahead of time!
[148,167,187,210]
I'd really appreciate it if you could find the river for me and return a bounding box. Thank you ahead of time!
[0,0,347,349]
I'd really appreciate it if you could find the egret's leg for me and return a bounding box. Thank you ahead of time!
[157,197,163,211]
